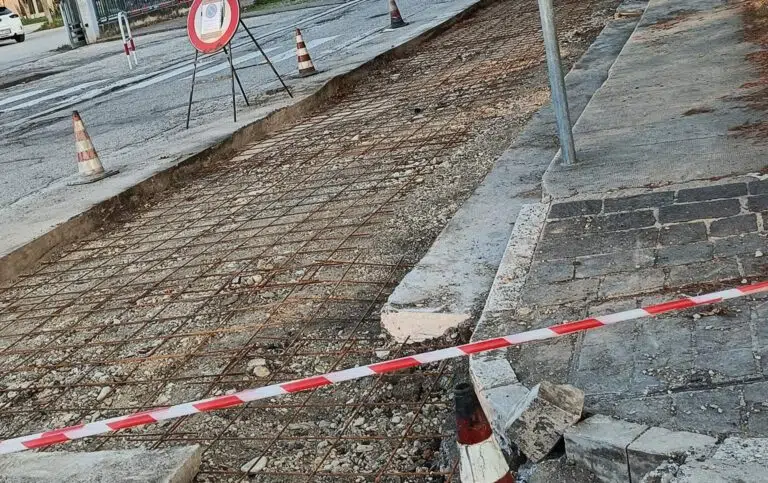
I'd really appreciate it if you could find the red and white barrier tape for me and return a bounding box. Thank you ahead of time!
[1,280,766,454]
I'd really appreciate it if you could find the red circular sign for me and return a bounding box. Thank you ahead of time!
[187,0,240,53]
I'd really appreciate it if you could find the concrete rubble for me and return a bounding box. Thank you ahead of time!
[507,381,584,462]
[0,445,202,483]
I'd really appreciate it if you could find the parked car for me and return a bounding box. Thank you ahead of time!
[0,7,24,43]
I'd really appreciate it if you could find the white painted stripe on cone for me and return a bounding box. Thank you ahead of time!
[80,158,103,175]
[458,437,509,483]
[298,61,315,70]
[76,140,93,152]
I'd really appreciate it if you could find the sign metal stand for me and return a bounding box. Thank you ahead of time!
[184,0,291,129]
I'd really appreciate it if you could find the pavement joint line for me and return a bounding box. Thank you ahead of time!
[0,280,765,454]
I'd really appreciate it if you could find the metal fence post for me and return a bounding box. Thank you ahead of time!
[537,0,576,165]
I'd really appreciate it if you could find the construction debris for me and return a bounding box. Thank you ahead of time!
[507,382,584,462]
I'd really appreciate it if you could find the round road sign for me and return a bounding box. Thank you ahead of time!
[187,0,241,53]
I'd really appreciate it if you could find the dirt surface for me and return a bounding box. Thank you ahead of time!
[727,0,768,137]
[0,0,619,480]
[734,0,768,111]
[648,8,698,30]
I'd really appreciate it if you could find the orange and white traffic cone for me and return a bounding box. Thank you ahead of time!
[69,110,118,185]
[455,383,515,483]
[295,28,317,77]
[388,0,407,29]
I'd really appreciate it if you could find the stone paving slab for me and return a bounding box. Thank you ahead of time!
[543,0,768,199]
[505,180,768,437]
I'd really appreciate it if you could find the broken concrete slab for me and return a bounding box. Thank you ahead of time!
[380,308,469,343]
[627,427,716,482]
[476,382,532,450]
[564,415,647,482]
[507,381,585,462]
[0,445,202,483]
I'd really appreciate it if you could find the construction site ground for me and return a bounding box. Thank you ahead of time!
[0,0,621,480]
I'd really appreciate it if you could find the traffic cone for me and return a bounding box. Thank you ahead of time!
[455,383,515,483]
[388,0,407,29]
[69,111,118,185]
[295,28,317,77]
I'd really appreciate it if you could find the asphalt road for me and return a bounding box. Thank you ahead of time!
[0,0,478,258]
[0,26,68,73]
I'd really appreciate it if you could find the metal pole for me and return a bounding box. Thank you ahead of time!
[240,19,293,98]
[185,50,199,129]
[226,42,237,123]
[223,45,250,106]
[537,0,576,165]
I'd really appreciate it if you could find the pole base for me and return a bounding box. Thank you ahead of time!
[68,169,119,186]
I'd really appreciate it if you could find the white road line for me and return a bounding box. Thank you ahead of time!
[0,88,51,108]
[268,35,340,63]
[4,81,103,112]
[197,46,281,77]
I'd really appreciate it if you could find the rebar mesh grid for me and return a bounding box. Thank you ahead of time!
[0,0,617,480]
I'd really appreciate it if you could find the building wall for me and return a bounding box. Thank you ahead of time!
[1,0,51,18]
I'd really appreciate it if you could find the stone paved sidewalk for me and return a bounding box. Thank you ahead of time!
[544,0,768,198]
[507,179,767,436]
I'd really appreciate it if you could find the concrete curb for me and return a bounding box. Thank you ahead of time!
[466,0,650,461]
[564,414,722,483]
[468,202,549,449]
[381,1,646,343]
[0,0,490,284]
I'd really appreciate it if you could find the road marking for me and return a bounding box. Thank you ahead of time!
[3,82,103,112]
[122,63,200,93]
[197,46,281,77]
[0,88,51,108]
[268,36,339,63]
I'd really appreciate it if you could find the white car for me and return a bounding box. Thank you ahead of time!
[0,7,24,43]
